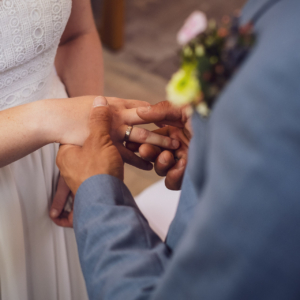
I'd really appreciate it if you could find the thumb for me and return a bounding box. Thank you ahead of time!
[88,96,112,147]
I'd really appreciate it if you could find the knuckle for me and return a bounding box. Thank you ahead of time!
[138,128,150,141]
[155,160,169,176]
[90,132,112,148]
[163,137,172,148]
[111,97,120,103]
[159,101,171,109]
[90,107,111,124]
[101,133,113,146]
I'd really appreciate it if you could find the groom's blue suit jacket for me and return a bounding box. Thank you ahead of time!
[73,0,300,299]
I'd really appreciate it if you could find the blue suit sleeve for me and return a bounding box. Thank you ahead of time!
[74,175,171,300]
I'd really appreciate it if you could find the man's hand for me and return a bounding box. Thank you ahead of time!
[140,126,189,190]
[56,96,123,196]
[128,101,191,190]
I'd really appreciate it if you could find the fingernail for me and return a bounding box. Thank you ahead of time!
[138,106,151,114]
[93,96,108,107]
[158,155,167,165]
[172,139,180,149]
[50,209,59,218]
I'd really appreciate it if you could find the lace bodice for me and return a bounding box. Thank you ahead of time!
[0,0,72,110]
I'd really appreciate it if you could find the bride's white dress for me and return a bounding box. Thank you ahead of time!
[0,1,88,299]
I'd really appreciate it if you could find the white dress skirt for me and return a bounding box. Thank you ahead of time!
[0,72,88,300]
[0,0,88,298]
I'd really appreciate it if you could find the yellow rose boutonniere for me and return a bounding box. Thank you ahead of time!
[166,65,200,107]
[166,11,256,118]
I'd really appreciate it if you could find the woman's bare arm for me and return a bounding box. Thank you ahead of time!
[0,100,51,167]
[55,0,104,97]
[0,97,92,168]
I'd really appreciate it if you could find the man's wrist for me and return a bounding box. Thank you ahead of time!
[74,174,128,209]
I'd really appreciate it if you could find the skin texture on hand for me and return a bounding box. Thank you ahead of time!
[136,101,188,128]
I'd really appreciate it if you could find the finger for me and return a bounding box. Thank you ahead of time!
[165,158,186,190]
[87,96,112,147]
[125,127,170,154]
[154,150,176,176]
[117,144,153,170]
[154,127,190,151]
[51,211,73,228]
[50,176,71,219]
[118,126,180,150]
[124,99,150,109]
[137,101,187,128]
[125,142,140,152]
[121,108,148,126]
[139,144,161,162]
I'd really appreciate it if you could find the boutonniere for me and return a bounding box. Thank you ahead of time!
[166,11,256,118]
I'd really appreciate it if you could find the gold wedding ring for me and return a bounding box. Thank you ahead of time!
[124,126,133,142]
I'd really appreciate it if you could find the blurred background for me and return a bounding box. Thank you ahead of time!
[91,0,247,196]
